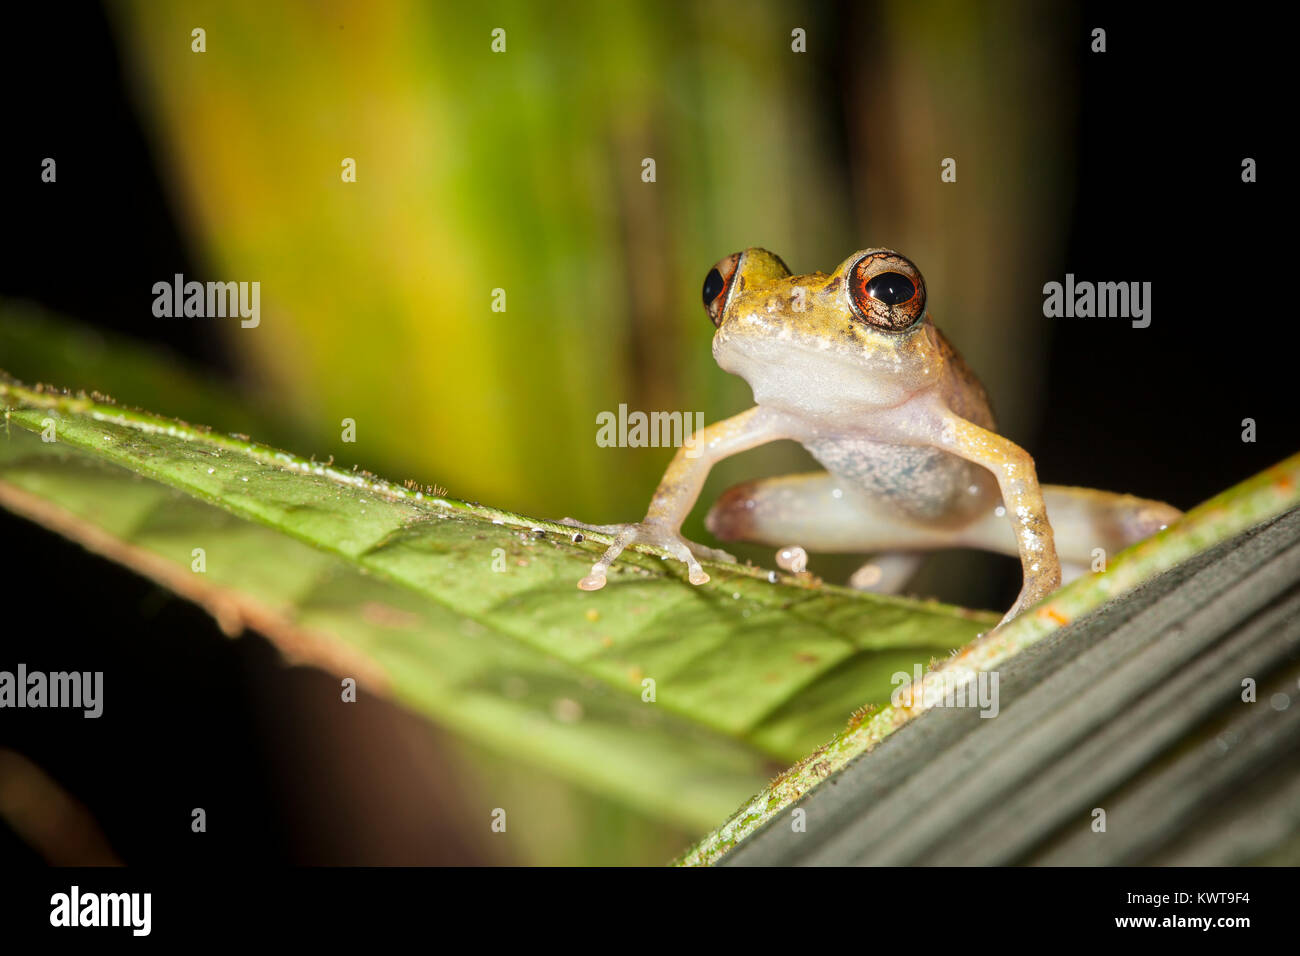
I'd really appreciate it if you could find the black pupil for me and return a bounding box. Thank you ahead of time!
[702,268,725,306]
[864,272,915,306]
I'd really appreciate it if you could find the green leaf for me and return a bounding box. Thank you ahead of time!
[0,374,992,832]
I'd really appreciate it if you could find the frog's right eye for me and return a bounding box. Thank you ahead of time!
[703,252,741,327]
[848,250,927,332]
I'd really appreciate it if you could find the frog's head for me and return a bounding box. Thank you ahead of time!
[704,248,943,414]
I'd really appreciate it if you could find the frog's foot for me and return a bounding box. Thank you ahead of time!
[568,521,735,591]
[996,569,1064,628]
[995,603,1027,630]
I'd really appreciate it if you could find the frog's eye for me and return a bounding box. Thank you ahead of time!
[703,252,741,327]
[848,251,927,332]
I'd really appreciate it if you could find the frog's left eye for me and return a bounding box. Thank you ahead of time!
[703,252,741,327]
[848,251,927,332]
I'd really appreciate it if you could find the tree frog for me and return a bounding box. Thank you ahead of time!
[566,248,1180,626]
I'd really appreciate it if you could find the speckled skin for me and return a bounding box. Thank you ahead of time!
[566,248,1180,626]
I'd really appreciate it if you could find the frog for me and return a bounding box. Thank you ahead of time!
[564,248,1181,627]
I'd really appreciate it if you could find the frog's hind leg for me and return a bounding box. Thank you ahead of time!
[707,473,930,592]
[961,485,1182,567]
[705,473,1181,585]
[705,472,965,565]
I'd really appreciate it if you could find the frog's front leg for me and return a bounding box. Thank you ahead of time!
[925,406,1061,625]
[565,405,789,591]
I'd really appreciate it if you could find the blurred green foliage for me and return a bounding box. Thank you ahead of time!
[112,0,854,522]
